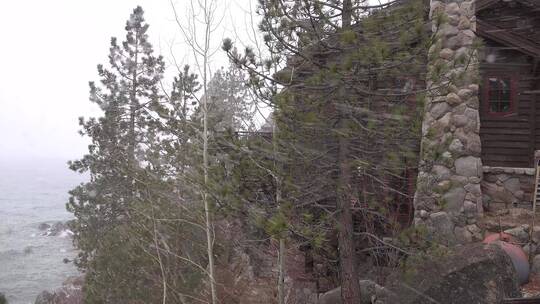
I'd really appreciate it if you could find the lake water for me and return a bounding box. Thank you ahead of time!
[0,158,87,304]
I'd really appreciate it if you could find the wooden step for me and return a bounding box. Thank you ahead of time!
[503,298,540,303]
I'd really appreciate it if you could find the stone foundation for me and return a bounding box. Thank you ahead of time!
[482,166,535,211]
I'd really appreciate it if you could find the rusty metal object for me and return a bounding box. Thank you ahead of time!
[483,232,519,244]
[484,234,530,285]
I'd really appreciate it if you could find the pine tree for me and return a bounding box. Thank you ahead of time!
[67,6,166,302]
[224,0,430,302]
[205,65,257,132]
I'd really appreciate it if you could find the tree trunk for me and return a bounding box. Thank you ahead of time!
[203,68,218,304]
[337,114,361,304]
[342,0,353,28]
[278,237,286,304]
[275,121,286,304]
[128,39,139,168]
[202,13,217,302]
[337,3,360,302]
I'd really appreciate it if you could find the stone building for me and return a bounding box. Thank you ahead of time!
[414,0,540,244]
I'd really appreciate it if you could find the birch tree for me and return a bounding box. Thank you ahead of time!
[171,1,223,302]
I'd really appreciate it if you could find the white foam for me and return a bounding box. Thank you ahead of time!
[58,229,74,238]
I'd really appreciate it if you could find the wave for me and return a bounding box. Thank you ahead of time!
[0,249,20,259]
[0,227,13,235]
[0,246,40,258]
[58,229,74,238]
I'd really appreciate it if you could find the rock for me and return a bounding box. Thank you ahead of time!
[441,151,453,165]
[387,243,520,304]
[455,156,481,177]
[446,92,461,106]
[430,102,450,120]
[467,224,483,240]
[38,223,51,231]
[442,187,466,212]
[439,48,454,60]
[465,133,481,155]
[531,226,540,244]
[464,183,481,196]
[457,31,474,46]
[34,276,84,304]
[432,113,452,135]
[436,180,452,193]
[463,200,477,214]
[524,244,537,257]
[481,181,514,204]
[429,212,456,244]
[445,2,460,15]
[457,89,472,99]
[451,114,468,128]
[504,226,529,244]
[532,255,540,274]
[448,138,464,154]
[460,1,474,16]
[455,226,472,243]
[514,190,524,200]
[433,165,451,181]
[318,279,394,304]
[45,222,71,237]
[440,24,459,37]
[458,16,471,30]
[503,178,521,195]
[468,84,479,93]
[35,291,55,304]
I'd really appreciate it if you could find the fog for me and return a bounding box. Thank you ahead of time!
[0,0,256,161]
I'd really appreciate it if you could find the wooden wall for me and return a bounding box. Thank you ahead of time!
[478,1,540,45]
[479,39,540,167]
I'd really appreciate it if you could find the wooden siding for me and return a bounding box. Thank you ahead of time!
[478,1,540,46]
[480,40,540,167]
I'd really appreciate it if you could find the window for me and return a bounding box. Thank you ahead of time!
[483,75,516,116]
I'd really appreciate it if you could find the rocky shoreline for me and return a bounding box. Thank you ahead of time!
[34,276,84,304]
[33,221,82,304]
[38,221,75,237]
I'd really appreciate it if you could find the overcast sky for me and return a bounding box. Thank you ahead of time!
[0,0,258,161]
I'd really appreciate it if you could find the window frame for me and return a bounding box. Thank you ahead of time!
[482,73,518,117]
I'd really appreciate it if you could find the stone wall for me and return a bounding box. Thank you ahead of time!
[482,166,535,211]
[413,0,483,245]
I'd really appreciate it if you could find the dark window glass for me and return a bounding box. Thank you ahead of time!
[487,77,512,113]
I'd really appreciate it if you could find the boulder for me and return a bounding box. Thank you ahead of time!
[35,291,55,304]
[387,243,520,304]
[34,276,84,304]
[318,280,394,304]
[532,255,540,275]
[44,222,66,236]
[428,212,456,245]
[38,222,51,231]
[504,225,529,244]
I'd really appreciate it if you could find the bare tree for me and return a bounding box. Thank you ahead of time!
[171,1,225,302]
